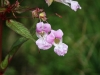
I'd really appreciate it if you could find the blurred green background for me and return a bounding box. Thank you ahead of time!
[2,0,100,75]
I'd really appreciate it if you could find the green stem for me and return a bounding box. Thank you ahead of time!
[0,13,3,75]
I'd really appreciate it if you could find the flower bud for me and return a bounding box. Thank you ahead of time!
[32,10,38,18]
[39,12,47,21]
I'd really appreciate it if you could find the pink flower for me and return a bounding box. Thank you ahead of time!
[46,29,68,56]
[36,22,52,50]
[54,43,68,56]
[54,0,81,11]
[71,1,81,11]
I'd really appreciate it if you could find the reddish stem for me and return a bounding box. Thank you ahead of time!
[0,72,3,75]
[0,13,3,63]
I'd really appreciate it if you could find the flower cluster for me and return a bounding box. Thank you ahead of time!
[31,7,68,56]
[46,0,81,11]
[32,0,81,56]
[35,22,68,56]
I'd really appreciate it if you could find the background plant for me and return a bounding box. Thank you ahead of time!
[0,0,100,75]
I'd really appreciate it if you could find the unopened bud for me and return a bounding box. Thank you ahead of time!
[39,12,47,21]
[32,10,38,18]
[15,1,20,8]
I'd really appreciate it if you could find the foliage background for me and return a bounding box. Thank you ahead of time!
[2,0,100,75]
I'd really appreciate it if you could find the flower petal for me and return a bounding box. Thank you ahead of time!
[46,32,55,44]
[54,0,81,11]
[45,0,53,6]
[54,0,71,6]
[36,22,51,33]
[54,29,63,39]
[43,23,51,33]
[36,38,52,50]
[54,43,68,56]
[36,22,43,33]
[71,1,81,11]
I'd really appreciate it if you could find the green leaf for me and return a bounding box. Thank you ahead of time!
[10,37,27,55]
[0,55,9,70]
[0,19,38,71]
[0,37,28,71]
[6,20,34,41]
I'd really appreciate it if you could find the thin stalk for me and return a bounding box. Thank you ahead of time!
[0,1,4,75]
[0,13,3,63]
[0,13,3,75]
